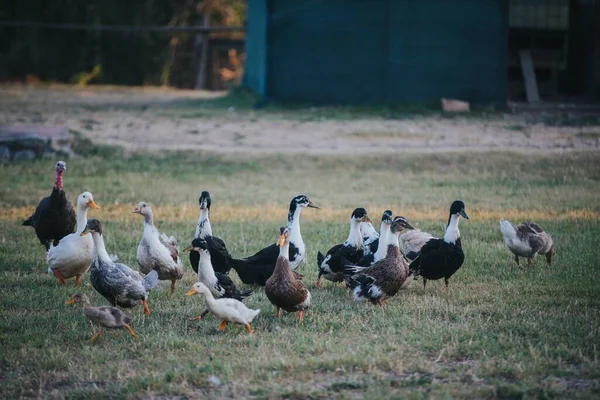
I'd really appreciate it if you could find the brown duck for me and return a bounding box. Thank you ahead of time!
[343,216,414,305]
[265,227,311,323]
[66,293,137,342]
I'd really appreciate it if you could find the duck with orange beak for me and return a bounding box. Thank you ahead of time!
[46,191,100,285]
[265,227,311,323]
[185,282,259,334]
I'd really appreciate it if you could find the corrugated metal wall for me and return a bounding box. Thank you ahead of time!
[246,0,509,105]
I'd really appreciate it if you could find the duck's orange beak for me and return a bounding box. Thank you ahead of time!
[276,234,286,247]
[87,199,100,209]
[185,288,196,296]
[132,206,141,214]
[65,298,75,305]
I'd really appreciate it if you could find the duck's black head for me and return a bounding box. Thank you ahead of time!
[391,216,414,233]
[351,208,371,223]
[199,191,211,210]
[184,238,208,252]
[289,195,320,212]
[81,218,103,236]
[449,200,469,219]
[381,210,393,224]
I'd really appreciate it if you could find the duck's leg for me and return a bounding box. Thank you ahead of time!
[244,323,253,334]
[545,252,553,266]
[124,324,138,339]
[422,278,427,289]
[275,307,280,318]
[315,273,322,288]
[298,310,304,324]
[89,329,103,342]
[143,299,150,316]
[513,254,520,270]
[52,269,66,285]
[217,320,228,331]
[189,309,210,321]
[444,277,450,288]
[170,280,176,295]
[75,274,81,286]
[527,257,532,268]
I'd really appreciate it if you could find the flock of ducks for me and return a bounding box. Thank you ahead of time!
[23,161,556,341]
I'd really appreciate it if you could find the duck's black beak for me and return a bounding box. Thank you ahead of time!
[460,209,469,219]
[307,200,320,209]
[404,221,415,230]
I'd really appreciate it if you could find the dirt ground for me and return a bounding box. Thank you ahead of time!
[0,85,598,154]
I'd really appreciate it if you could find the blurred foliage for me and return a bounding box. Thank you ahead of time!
[0,0,246,87]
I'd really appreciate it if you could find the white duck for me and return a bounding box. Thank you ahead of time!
[134,201,183,294]
[46,192,99,285]
[186,282,260,334]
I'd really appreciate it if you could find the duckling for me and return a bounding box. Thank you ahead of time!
[265,227,311,323]
[499,219,555,268]
[134,201,184,294]
[83,219,159,315]
[230,195,319,286]
[316,208,371,287]
[23,161,76,250]
[46,192,100,285]
[409,201,469,289]
[184,237,252,319]
[190,191,235,275]
[186,282,259,334]
[356,210,393,267]
[344,216,414,305]
[66,293,137,342]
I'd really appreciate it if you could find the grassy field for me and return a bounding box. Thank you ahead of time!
[1,146,599,398]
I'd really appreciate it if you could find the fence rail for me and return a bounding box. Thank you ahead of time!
[0,21,244,33]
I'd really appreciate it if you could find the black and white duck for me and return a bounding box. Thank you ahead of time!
[343,216,415,305]
[315,207,371,287]
[83,219,159,315]
[230,195,319,286]
[184,237,252,320]
[360,216,380,257]
[265,227,311,323]
[499,219,555,268]
[409,200,469,289]
[23,161,76,250]
[356,210,394,267]
[134,201,184,295]
[190,191,234,275]
[46,192,99,285]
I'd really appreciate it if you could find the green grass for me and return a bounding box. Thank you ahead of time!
[1,149,600,398]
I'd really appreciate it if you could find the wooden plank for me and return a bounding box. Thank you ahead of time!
[519,49,540,103]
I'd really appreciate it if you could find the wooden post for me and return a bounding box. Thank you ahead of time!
[195,14,210,90]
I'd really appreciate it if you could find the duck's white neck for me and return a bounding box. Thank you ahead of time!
[75,205,89,234]
[142,212,155,231]
[374,222,391,259]
[500,222,517,241]
[287,207,302,245]
[195,208,212,238]
[197,249,217,282]
[279,241,290,260]
[91,232,112,264]
[444,214,461,244]
[344,220,363,249]
[361,222,378,247]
